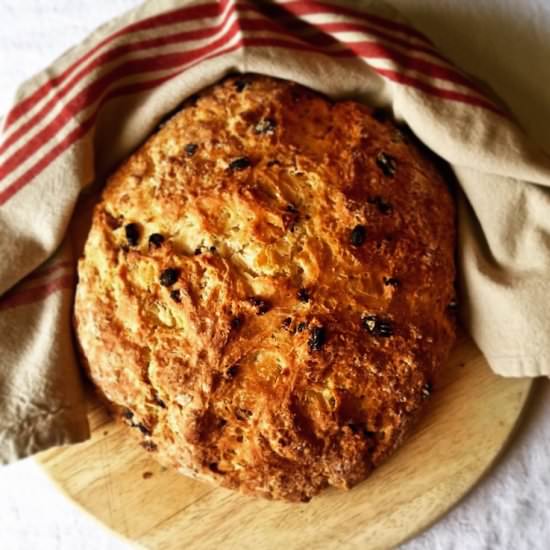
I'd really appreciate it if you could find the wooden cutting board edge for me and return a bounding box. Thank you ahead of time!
[36,344,534,550]
[396,378,533,548]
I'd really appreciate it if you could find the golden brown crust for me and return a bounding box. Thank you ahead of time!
[74,74,456,502]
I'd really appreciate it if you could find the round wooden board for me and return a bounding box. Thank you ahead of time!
[37,330,532,550]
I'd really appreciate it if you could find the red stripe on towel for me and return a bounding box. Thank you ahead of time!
[0,274,74,311]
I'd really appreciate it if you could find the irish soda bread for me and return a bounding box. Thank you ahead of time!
[74,74,456,502]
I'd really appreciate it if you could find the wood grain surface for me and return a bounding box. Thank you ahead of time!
[37,330,532,550]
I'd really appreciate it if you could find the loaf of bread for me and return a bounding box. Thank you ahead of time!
[74,74,456,502]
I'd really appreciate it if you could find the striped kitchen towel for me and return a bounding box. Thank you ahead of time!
[1,0,550,462]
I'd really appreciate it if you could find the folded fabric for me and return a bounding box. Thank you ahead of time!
[1,0,549,463]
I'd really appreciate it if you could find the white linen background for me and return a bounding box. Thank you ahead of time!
[0,1,549,549]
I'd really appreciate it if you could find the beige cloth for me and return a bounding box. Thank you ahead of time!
[1,0,549,463]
